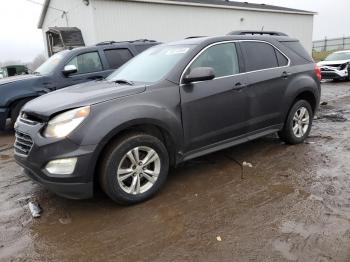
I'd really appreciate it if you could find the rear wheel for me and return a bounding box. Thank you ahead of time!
[99,133,169,205]
[278,100,313,144]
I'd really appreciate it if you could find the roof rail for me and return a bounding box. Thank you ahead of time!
[96,39,157,46]
[228,30,288,36]
[96,41,117,46]
[185,36,206,39]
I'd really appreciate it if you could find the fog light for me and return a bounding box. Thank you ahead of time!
[45,158,77,175]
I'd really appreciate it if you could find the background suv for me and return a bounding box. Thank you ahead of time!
[0,39,160,130]
[14,33,321,204]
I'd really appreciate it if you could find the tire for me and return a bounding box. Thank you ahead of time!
[99,133,169,205]
[278,100,313,145]
[10,98,32,128]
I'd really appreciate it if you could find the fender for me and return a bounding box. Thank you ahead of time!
[0,75,51,107]
[67,85,184,165]
[282,71,320,119]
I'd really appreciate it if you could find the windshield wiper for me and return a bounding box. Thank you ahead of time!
[114,79,134,86]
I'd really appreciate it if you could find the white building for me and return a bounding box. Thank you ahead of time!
[38,0,315,55]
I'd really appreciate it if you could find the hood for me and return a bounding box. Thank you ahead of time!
[317,60,350,67]
[23,80,146,119]
[0,74,40,86]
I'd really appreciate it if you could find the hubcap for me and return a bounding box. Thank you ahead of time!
[117,146,161,195]
[292,106,310,138]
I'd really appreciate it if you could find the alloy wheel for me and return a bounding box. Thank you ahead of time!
[117,146,161,195]
[292,106,310,138]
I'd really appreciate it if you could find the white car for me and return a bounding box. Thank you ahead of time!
[317,50,350,81]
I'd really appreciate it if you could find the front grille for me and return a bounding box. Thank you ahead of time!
[14,131,33,156]
[19,113,41,125]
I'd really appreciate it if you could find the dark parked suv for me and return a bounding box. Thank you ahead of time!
[0,39,159,130]
[14,33,321,204]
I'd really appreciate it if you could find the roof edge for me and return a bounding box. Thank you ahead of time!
[126,0,316,15]
[38,0,50,29]
[38,0,316,29]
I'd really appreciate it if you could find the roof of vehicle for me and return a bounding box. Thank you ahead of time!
[55,39,161,55]
[38,0,315,28]
[334,50,350,53]
[167,34,298,46]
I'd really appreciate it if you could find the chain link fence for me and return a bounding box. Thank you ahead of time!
[313,36,350,52]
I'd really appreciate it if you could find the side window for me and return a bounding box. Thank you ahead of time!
[66,52,102,74]
[242,42,279,71]
[190,43,239,78]
[275,49,289,66]
[104,49,133,69]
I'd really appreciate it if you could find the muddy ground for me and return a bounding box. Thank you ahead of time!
[1,81,350,262]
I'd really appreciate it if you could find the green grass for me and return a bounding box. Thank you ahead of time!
[312,50,334,62]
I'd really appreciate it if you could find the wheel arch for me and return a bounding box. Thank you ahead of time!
[90,119,179,187]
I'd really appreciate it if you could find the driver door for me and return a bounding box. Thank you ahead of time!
[180,42,249,152]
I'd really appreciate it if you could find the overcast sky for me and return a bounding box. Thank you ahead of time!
[0,0,349,62]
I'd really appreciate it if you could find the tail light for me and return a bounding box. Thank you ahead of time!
[315,64,322,81]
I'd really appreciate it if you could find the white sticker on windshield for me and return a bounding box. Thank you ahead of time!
[165,48,190,55]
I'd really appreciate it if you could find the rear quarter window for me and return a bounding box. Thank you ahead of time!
[104,49,133,69]
[275,49,289,66]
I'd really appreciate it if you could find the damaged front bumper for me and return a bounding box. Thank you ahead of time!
[320,65,349,80]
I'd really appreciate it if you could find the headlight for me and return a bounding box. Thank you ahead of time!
[44,106,90,138]
[339,63,348,70]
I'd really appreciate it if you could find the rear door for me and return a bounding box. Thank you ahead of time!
[180,42,249,151]
[102,48,134,74]
[240,41,290,132]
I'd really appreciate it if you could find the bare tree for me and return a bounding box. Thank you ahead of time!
[28,54,46,72]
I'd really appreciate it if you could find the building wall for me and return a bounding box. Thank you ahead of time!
[41,0,96,55]
[92,0,314,52]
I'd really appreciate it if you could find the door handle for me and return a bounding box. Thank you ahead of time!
[282,71,291,79]
[232,82,247,91]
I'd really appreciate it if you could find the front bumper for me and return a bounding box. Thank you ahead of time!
[0,107,9,131]
[14,119,97,199]
[320,67,348,80]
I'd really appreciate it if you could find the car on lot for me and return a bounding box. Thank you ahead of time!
[0,65,29,78]
[317,50,350,81]
[0,39,160,130]
[14,33,321,204]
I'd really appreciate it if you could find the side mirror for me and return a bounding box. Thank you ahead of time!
[62,65,78,76]
[183,67,215,84]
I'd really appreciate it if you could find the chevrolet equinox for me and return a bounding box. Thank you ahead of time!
[14,33,321,204]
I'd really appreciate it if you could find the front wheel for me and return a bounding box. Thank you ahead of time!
[99,133,169,205]
[278,100,313,144]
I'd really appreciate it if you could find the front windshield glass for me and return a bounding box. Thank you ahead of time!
[35,51,68,75]
[107,44,195,83]
[325,52,350,61]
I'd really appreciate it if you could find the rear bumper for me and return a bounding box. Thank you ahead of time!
[0,107,9,131]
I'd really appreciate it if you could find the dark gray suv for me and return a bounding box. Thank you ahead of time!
[0,39,159,130]
[14,34,321,204]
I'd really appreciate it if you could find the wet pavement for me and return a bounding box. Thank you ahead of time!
[1,81,350,261]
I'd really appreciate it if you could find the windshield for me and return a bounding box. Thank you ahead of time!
[35,51,68,75]
[107,44,195,83]
[325,52,350,61]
